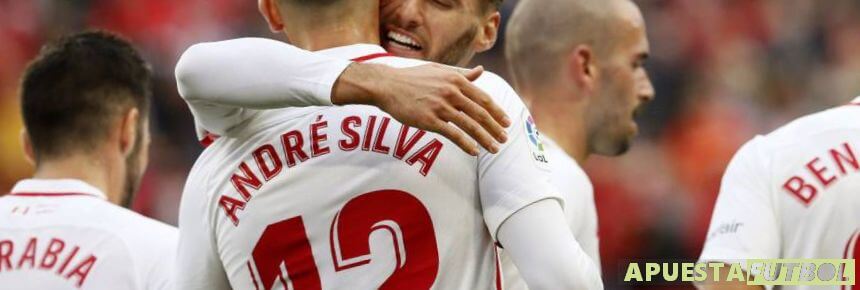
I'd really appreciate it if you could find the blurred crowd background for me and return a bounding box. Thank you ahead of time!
[1,0,859,289]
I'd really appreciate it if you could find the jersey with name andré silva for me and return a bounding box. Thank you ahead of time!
[177,44,561,290]
[699,97,860,290]
[0,179,177,290]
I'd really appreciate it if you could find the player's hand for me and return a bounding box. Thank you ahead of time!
[332,63,511,156]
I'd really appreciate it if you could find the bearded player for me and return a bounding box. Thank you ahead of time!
[502,0,654,287]
[176,0,654,288]
[175,0,602,289]
[697,97,860,290]
[0,31,176,289]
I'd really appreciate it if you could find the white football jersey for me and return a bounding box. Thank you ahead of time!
[499,137,601,290]
[0,179,178,290]
[699,97,860,290]
[176,44,561,290]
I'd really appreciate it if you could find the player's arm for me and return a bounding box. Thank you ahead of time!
[498,199,603,290]
[696,137,778,290]
[174,37,509,154]
[477,77,602,289]
[175,171,232,290]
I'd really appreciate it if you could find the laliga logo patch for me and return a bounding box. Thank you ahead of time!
[525,115,549,165]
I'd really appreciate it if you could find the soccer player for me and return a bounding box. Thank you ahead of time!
[177,0,511,156]
[175,0,602,289]
[698,98,860,290]
[503,0,655,288]
[379,0,504,66]
[0,31,176,289]
[177,0,650,287]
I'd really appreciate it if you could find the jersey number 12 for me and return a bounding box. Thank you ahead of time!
[250,189,440,290]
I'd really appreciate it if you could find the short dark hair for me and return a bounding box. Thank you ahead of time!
[20,30,152,161]
[489,0,504,10]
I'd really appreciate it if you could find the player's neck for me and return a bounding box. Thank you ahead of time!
[32,154,122,204]
[525,90,590,164]
[283,12,380,51]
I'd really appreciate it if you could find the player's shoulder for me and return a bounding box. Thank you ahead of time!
[97,203,178,254]
[544,139,592,191]
[373,56,519,104]
[764,100,860,146]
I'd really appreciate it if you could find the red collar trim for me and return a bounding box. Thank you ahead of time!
[200,132,220,148]
[351,52,394,63]
[10,192,100,198]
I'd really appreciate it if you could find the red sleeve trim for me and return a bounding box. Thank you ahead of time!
[200,132,221,148]
[351,52,394,63]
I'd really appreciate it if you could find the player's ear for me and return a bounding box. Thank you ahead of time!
[474,11,501,53]
[20,129,36,166]
[118,108,139,157]
[259,0,285,33]
[567,45,597,92]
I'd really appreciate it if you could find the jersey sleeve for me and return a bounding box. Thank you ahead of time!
[176,168,232,290]
[699,136,780,264]
[498,199,604,290]
[476,75,563,242]
[174,37,351,139]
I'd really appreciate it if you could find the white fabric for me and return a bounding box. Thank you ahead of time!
[699,98,860,290]
[0,179,178,290]
[175,37,352,139]
[500,136,602,290]
[498,199,603,290]
[174,42,595,290]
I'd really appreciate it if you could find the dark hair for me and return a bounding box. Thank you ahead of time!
[488,0,504,10]
[20,30,152,161]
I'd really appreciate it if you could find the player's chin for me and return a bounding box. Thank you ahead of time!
[629,119,639,136]
[613,125,638,155]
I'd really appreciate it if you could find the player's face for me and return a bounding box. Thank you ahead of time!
[587,7,654,156]
[381,0,496,66]
[121,119,150,208]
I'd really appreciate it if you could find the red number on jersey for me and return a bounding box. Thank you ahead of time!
[846,230,859,289]
[330,190,439,289]
[251,216,322,290]
[250,190,439,290]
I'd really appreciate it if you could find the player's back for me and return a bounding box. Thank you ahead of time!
[700,99,860,290]
[0,179,178,290]
[761,100,860,262]
[179,48,558,290]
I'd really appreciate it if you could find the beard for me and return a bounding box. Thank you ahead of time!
[588,75,638,157]
[588,118,633,157]
[121,155,141,209]
[120,128,145,209]
[434,26,478,66]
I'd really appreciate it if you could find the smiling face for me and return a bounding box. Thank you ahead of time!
[586,1,654,156]
[381,0,499,66]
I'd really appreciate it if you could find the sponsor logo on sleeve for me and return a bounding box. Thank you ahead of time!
[707,220,744,239]
[525,115,549,167]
